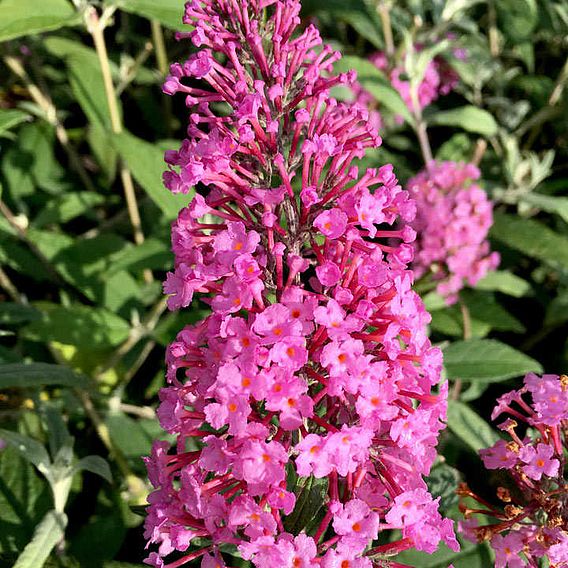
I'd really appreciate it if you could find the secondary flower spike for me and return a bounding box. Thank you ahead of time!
[408,161,499,304]
[459,373,568,568]
[144,1,456,566]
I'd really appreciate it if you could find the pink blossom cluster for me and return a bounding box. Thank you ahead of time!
[144,1,456,567]
[351,51,459,126]
[407,161,499,304]
[459,373,568,568]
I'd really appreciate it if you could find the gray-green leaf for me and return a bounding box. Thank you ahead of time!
[447,401,500,452]
[0,362,89,389]
[443,339,542,383]
[73,456,113,484]
[13,510,68,568]
[109,0,188,30]
[0,429,52,480]
[475,271,531,297]
[491,213,568,268]
[429,106,498,137]
[0,0,79,42]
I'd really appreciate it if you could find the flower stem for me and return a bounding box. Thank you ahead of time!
[377,1,395,61]
[86,6,152,283]
[151,19,174,136]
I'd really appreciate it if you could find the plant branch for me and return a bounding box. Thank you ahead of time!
[86,7,152,283]
[116,41,154,96]
[151,19,173,135]
[95,298,168,380]
[377,1,395,60]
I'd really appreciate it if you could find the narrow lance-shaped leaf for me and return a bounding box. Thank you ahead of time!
[109,0,190,30]
[0,109,30,137]
[429,106,498,137]
[73,455,113,484]
[0,0,79,42]
[447,401,500,453]
[0,429,52,480]
[443,339,542,383]
[13,510,68,568]
[491,213,568,268]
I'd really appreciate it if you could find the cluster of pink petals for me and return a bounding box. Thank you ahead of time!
[144,1,456,567]
[407,161,499,304]
[351,50,459,127]
[461,373,568,568]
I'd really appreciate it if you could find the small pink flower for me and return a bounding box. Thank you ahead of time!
[519,443,559,480]
[493,532,526,568]
[314,209,348,239]
[316,261,342,287]
[480,439,518,470]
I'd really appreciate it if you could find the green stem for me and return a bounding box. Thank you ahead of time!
[377,1,395,60]
[86,7,152,283]
[151,19,173,136]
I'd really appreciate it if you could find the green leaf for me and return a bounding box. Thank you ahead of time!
[87,123,118,183]
[461,291,525,333]
[520,193,568,224]
[441,0,485,21]
[283,475,328,535]
[443,339,543,383]
[335,11,384,49]
[1,122,56,200]
[429,105,498,137]
[0,447,52,554]
[41,405,73,461]
[545,291,568,327]
[0,0,79,42]
[427,462,460,511]
[108,238,171,275]
[69,491,128,568]
[436,133,474,162]
[13,510,67,568]
[491,213,568,268]
[0,362,89,389]
[44,37,116,129]
[447,401,500,452]
[109,0,188,30]
[496,0,538,41]
[0,429,52,480]
[34,192,106,227]
[0,109,30,136]
[104,413,154,459]
[0,303,41,325]
[73,456,113,484]
[23,303,130,349]
[113,132,189,219]
[430,308,491,338]
[102,270,143,312]
[475,271,531,297]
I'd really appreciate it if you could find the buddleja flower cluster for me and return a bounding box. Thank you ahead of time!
[408,161,500,304]
[144,1,457,566]
[459,373,568,568]
[352,49,459,128]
